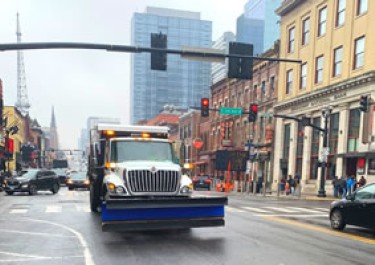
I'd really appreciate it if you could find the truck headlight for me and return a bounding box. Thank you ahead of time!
[115,186,125,193]
[180,186,192,194]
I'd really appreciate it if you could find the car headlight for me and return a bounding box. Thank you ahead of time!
[84,179,90,185]
[67,179,73,184]
[21,183,29,188]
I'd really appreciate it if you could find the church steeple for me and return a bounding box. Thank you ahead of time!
[49,106,59,150]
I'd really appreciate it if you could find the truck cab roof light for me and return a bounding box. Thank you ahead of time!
[104,130,115,136]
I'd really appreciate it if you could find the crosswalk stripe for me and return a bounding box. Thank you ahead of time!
[314,207,329,212]
[285,207,323,213]
[263,207,298,213]
[226,206,245,213]
[45,205,62,213]
[9,209,28,214]
[255,214,328,218]
[75,205,90,213]
[240,206,271,213]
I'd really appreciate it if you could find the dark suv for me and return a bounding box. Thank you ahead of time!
[192,175,211,191]
[4,169,60,195]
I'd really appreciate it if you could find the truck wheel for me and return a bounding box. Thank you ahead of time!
[90,183,100,213]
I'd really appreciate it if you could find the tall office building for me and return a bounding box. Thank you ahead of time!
[244,0,282,51]
[211,31,236,85]
[131,7,212,124]
[236,14,264,55]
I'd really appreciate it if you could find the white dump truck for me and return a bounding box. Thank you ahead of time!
[88,123,227,231]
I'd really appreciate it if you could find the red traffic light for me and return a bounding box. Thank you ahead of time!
[202,98,209,106]
[250,104,258,112]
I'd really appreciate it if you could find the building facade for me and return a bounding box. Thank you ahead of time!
[211,31,236,84]
[236,14,264,55]
[273,0,374,194]
[244,0,282,51]
[131,7,212,124]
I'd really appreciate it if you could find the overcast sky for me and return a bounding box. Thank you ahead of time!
[0,0,246,149]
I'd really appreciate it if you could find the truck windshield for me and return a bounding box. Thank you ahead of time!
[111,140,173,162]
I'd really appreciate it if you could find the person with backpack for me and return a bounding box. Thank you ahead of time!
[287,175,295,195]
[339,176,347,199]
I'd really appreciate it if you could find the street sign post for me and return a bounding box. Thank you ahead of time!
[219,107,242,115]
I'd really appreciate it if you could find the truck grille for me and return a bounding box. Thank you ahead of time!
[127,170,179,193]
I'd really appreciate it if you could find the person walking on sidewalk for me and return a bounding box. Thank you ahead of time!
[287,175,295,195]
[346,176,355,196]
[339,176,347,199]
[331,176,340,198]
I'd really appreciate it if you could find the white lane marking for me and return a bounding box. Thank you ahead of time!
[286,207,324,213]
[254,214,328,218]
[24,218,95,265]
[45,205,62,213]
[240,206,271,213]
[75,205,90,213]
[0,229,75,238]
[263,207,298,213]
[0,251,83,263]
[225,206,245,213]
[9,209,28,214]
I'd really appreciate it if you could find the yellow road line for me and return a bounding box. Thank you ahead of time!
[262,216,375,245]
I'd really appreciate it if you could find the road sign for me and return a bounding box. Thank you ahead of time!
[220,107,242,115]
[260,113,274,118]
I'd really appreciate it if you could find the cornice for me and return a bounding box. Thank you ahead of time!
[274,71,375,111]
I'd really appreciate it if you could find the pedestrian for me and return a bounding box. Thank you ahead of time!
[358,175,367,188]
[346,176,355,196]
[331,176,340,198]
[280,176,286,193]
[293,174,301,196]
[287,175,295,195]
[285,181,290,195]
[339,176,347,199]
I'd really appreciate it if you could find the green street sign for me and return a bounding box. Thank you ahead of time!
[260,113,274,118]
[220,107,242,115]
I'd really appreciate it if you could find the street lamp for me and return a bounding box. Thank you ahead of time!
[317,106,332,197]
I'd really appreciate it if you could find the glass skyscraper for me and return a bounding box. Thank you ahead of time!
[131,7,212,124]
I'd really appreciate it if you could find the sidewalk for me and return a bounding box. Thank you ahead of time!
[221,190,338,202]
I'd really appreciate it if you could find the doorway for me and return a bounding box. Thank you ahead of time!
[346,157,357,176]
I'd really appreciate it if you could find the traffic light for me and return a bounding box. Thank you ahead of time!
[359,95,369,112]
[248,104,258,122]
[228,42,253,80]
[201,98,209,117]
[151,32,167,71]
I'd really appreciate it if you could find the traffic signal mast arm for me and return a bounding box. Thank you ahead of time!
[0,42,302,64]
[273,114,325,132]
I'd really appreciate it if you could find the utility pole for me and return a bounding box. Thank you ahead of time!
[317,107,332,197]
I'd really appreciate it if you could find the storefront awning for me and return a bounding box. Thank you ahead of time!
[336,152,372,158]
[194,160,209,165]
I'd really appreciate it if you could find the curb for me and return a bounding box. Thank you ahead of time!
[226,192,337,202]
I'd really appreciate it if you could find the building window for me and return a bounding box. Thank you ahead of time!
[315,55,324,84]
[302,17,310,45]
[333,46,343,77]
[336,0,346,27]
[310,117,321,179]
[318,6,327,37]
[357,0,368,16]
[286,69,293,95]
[283,124,291,160]
[300,63,307,90]
[295,122,304,177]
[327,113,339,179]
[354,36,365,69]
[288,27,295,53]
[261,81,266,100]
[270,76,275,92]
[348,109,360,152]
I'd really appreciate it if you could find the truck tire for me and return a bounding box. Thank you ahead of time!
[90,182,101,213]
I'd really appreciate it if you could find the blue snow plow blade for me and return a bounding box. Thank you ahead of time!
[101,196,228,231]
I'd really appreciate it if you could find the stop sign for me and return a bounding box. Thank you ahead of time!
[193,138,204,149]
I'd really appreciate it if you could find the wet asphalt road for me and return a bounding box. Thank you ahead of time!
[0,188,374,265]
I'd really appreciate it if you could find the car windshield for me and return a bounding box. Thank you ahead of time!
[19,170,37,179]
[110,140,173,162]
[53,169,66,175]
[70,172,87,180]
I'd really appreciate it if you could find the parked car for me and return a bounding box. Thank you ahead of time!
[52,168,67,185]
[192,175,211,190]
[4,169,60,195]
[66,172,89,190]
[330,183,375,231]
